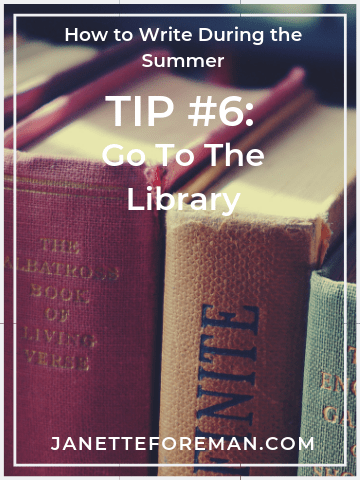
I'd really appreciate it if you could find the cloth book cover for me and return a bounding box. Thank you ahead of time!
[4,149,163,476]
[298,271,356,476]
[158,104,355,476]
[159,211,329,477]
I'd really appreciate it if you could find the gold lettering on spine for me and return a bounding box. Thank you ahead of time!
[20,326,96,349]
[65,264,78,278]
[29,284,90,304]
[322,406,356,429]
[45,308,57,321]
[312,467,354,476]
[348,346,356,364]
[80,266,93,279]
[30,284,41,297]
[61,313,67,326]
[75,289,90,304]
[16,238,102,374]
[62,240,80,254]
[64,356,75,369]
[60,288,73,301]
[53,262,64,276]
[334,375,345,393]
[21,326,30,340]
[40,238,80,254]
[76,356,90,371]
[40,238,50,251]
[71,241,80,254]
[44,330,56,343]
[320,371,332,390]
[325,468,339,476]
[323,406,338,423]
[45,286,57,299]
[81,335,97,348]
[24,350,36,363]
[4,256,13,269]
[350,381,356,396]
[39,261,52,275]
[51,354,63,368]
[24,259,38,272]
[45,308,69,322]
[23,350,89,370]
[319,371,355,395]
[7,255,118,281]
[95,266,107,280]
[37,351,48,365]
[108,266,120,281]
[339,411,355,429]
[67,333,80,347]
[312,466,323,475]
[50,354,75,369]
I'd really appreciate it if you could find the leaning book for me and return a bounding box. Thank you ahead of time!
[298,230,356,476]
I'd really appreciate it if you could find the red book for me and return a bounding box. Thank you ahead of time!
[4,57,306,475]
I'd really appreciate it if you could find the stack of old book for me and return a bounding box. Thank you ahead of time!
[4,31,355,477]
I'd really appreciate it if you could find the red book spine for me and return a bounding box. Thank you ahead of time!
[4,149,161,475]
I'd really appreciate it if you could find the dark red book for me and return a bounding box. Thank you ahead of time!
[4,150,162,476]
[4,57,306,475]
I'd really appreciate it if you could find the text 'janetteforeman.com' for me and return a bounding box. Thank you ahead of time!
[50,436,314,452]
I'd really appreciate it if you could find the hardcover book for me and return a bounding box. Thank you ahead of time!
[158,104,356,476]
[4,49,305,475]
[298,231,356,476]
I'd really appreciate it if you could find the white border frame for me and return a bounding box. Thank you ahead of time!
[11,11,348,471]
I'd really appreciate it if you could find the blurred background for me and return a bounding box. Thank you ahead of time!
[5,4,356,106]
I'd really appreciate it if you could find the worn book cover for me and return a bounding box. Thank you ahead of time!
[2,4,356,478]
[298,270,356,477]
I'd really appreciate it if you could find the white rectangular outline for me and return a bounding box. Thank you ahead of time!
[11,11,348,470]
